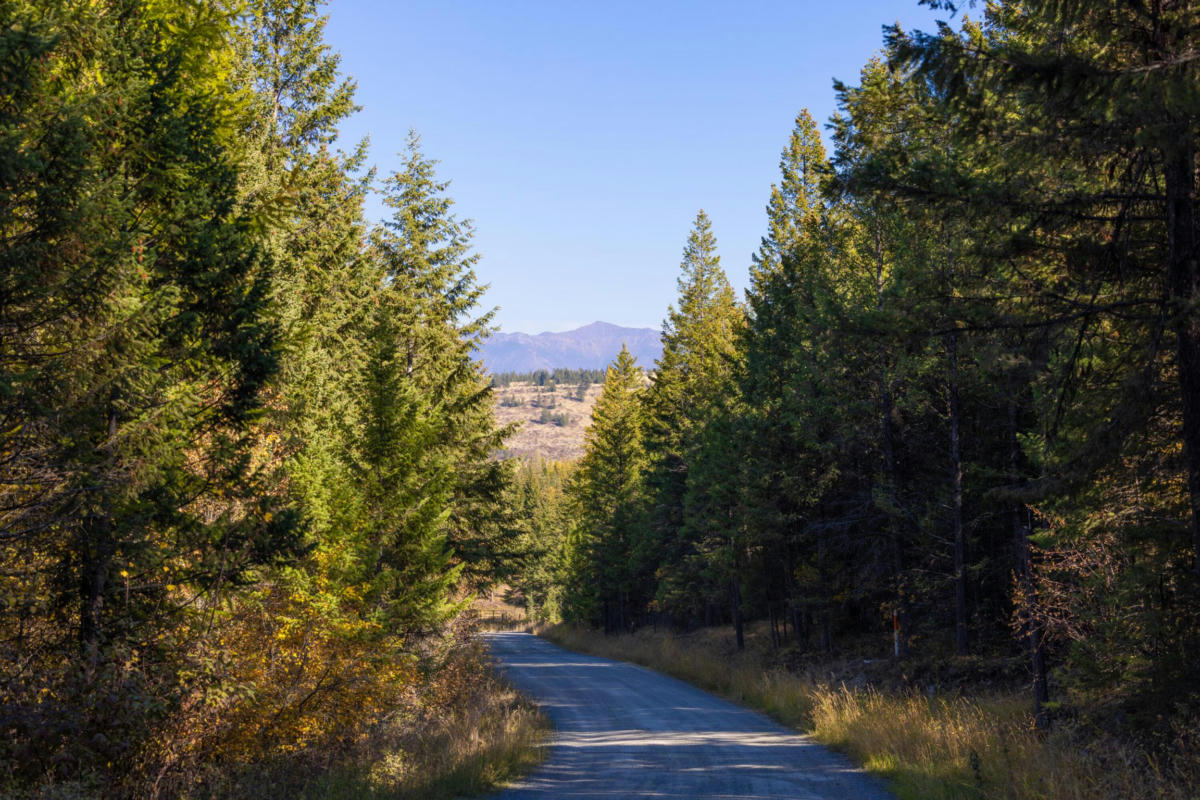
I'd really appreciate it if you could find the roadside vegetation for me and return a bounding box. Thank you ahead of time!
[183,627,548,800]
[203,630,547,800]
[0,2,535,796]
[542,623,1199,800]
[505,4,1200,798]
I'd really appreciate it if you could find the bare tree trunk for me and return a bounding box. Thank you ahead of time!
[1009,383,1049,726]
[881,377,910,657]
[79,513,113,652]
[1165,138,1200,580]
[731,579,744,651]
[818,539,833,653]
[875,217,909,657]
[949,330,968,656]
[790,604,805,650]
[80,405,120,653]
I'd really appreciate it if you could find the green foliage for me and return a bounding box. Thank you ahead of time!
[563,347,648,630]
[370,132,515,590]
[641,210,745,622]
[491,368,607,388]
[878,0,1200,720]
[0,2,513,794]
[550,3,1200,761]
[0,1,302,785]
[536,409,570,427]
[507,459,575,622]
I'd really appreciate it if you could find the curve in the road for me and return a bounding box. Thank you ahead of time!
[483,631,893,800]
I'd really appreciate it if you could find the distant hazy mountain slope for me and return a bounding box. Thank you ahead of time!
[478,321,662,373]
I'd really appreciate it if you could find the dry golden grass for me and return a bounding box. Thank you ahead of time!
[492,382,601,461]
[185,635,549,800]
[541,624,1199,800]
[335,672,549,800]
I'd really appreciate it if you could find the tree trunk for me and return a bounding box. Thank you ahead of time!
[731,578,744,651]
[80,404,120,653]
[78,513,113,652]
[881,377,910,657]
[790,604,805,649]
[949,330,968,656]
[1165,137,1200,580]
[875,218,909,657]
[818,539,833,653]
[1009,384,1049,726]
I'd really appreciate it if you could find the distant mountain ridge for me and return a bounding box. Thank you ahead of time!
[478,321,662,373]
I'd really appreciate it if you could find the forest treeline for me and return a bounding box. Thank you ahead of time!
[514,0,1200,752]
[490,368,607,388]
[0,1,518,796]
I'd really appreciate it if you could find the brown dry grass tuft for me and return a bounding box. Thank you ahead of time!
[541,624,1200,800]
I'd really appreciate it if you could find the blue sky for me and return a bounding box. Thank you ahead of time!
[324,1,955,334]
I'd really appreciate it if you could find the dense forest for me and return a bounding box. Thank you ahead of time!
[6,0,1200,797]
[0,2,525,796]
[514,0,1200,774]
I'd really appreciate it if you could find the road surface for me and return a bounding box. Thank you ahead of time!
[483,631,893,800]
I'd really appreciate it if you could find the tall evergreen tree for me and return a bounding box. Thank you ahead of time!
[752,109,828,284]
[0,1,302,779]
[371,132,515,588]
[352,299,462,632]
[642,210,744,628]
[739,111,846,650]
[508,458,574,622]
[565,346,647,631]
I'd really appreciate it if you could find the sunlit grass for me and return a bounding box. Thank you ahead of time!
[189,645,550,800]
[540,624,1199,800]
[313,678,549,800]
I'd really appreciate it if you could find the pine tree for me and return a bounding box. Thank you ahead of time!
[352,300,462,632]
[880,0,1200,715]
[740,110,845,650]
[0,1,302,778]
[509,458,574,621]
[642,210,744,628]
[752,109,828,285]
[371,132,515,588]
[565,346,647,631]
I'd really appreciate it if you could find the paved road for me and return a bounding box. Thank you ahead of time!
[483,631,893,800]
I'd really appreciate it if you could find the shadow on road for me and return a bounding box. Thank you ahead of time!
[482,631,892,800]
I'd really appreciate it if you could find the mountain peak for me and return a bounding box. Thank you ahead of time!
[479,322,662,373]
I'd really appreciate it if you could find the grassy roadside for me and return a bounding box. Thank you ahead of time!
[187,639,549,800]
[303,668,549,800]
[540,623,1197,800]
